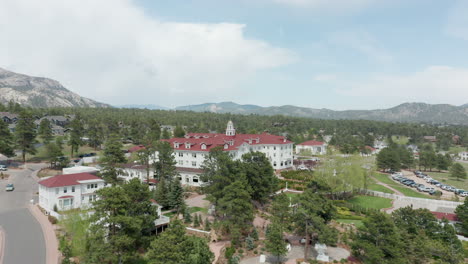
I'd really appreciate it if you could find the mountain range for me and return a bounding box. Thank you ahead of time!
[0,67,109,108]
[1,67,467,125]
[175,101,468,125]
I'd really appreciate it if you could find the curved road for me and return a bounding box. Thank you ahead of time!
[0,163,46,264]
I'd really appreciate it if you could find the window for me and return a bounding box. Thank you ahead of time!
[201,144,206,150]
[94,184,98,188]
[192,153,197,158]
[82,196,84,201]
[192,161,196,167]
[274,146,276,150]
[72,186,75,192]
[63,199,70,206]
[55,188,59,195]
[63,187,67,193]
[193,177,199,183]
[178,160,183,165]
[87,184,90,189]
[178,152,183,157]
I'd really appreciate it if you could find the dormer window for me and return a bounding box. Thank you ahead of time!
[255,138,260,143]
[201,143,207,150]
[174,142,179,148]
[185,142,191,149]
[224,144,229,149]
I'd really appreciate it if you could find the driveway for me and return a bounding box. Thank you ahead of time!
[0,163,47,264]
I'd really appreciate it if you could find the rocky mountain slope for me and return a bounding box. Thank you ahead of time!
[0,67,109,108]
[176,101,468,125]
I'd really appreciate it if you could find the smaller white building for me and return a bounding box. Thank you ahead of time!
[296,140,327,155]
[63,166,99,175]
[38,173,105,212]
[176,167,204,187]
[460,151,468,161]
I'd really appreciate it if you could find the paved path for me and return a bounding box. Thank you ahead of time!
[370,175,404,196]
[0,163,48,264]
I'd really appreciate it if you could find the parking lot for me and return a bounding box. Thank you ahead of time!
[399,170,466,200]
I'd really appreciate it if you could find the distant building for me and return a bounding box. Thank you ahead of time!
[295,140,327,155]
[423,136,437,142]
[459,151,468,161]
[373,140,388,150]
[0,112,19,124]
[157,121,293,186]
[38,173,105,212]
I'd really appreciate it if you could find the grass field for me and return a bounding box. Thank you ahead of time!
[336,219,364,228]
[348,195,393,210]
[391,135,409,145]
[367,179,394,194]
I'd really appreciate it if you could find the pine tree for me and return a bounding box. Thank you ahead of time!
[153,141,178,181]
[68,117,84,158]
[198,214,203,227]
[193,213,200,227]
[0,119,15,157]
[161,128,171,139]
[154,178,169,208]
[204,219,211,231]
[184,207,192,224]
[15,111,37,163]
[217,180,254,232]
[241,151,277,203]
[173,125,185,138]
[38,118,53,144]
[100,134,126,184]
[450,163,467,180]
[168,178,185,214]
[265,222,287,264]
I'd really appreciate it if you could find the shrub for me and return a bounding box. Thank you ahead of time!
[48,215,58,224]
[53,204,58,212]
[225,247,235,260]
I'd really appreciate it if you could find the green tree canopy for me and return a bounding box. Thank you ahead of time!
[241,151,277,203]
[15,111,37,163]
[0,119,15,157]
[450,163,467,180]
[38,118,53,144]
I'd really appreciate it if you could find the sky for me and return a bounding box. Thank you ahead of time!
[1,0,468,110]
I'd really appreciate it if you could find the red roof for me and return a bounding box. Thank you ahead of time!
[165,132,292,152]
[58,195,74,199]
[128,145,146,153]
[365,146,376,151]
[39,173,102,188]
[176,167,204,174]
[430,211,459,222]
[297,140,325,146]
[144,179,159,184]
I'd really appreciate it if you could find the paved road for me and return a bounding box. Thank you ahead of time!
[0,163,47,264]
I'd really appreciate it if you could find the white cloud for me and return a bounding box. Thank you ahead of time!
[0,0,295,106]
[336,66,468,106]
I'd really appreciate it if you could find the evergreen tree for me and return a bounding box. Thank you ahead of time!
[168,178,185,214]
[38,118,53,144]
[122,178,158,248]
[204,219,211,231]
[146,120,161,142]
[455,199,468,236]
[85,186,139,263]
[161,128,171,139]
[0,119,15,157]
[146,220,214,264]
[293,180,337,260]
[45,142,65,169]
[265,222,287,264]
[201,147,243,203]
[450,163,467,180]
[270,193,291,233]
[241,151,277,203]
[100,134,126,184]
[154,178,170,208]
[153,141,178,181]
[352,212,405,264]
[184,207,192,223]
[173,125,186,138]
[87,119,104,150]
[15,111,37,163]
[193,213,200,227]
[419,149,437,171]
[436,153,451,171]
[68,117,84,158]
[217,180,254,233]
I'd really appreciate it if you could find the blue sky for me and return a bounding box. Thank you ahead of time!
[1,0,468,109]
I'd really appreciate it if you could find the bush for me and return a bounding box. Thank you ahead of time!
[48,215,58,224]
[225,246,236,260]
[53,204,58,212]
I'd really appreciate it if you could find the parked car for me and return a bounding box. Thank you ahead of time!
[5,183,14,191]
[461,192,468,197]
[0,165,7,171]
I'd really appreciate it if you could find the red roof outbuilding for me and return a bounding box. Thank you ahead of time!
[430,211,459,222]
[39,173,102,188]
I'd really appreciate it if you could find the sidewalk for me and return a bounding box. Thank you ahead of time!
[29,205,60,264]
[0,227,4,264]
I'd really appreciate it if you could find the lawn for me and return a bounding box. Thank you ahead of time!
[391,135,409,145]
[348,196,393,210]
[164,206,207,218]
[390,185,434,199]
[367,181,394,194]
[336,219,364,228]
[22,144,103,162]
[373,173,396,185]
[59,211,91,258]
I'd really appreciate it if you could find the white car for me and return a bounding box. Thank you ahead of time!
[0,165,7,171]
[5,184,14,191]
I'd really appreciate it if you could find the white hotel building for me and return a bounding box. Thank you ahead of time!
[161,121,294,185]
